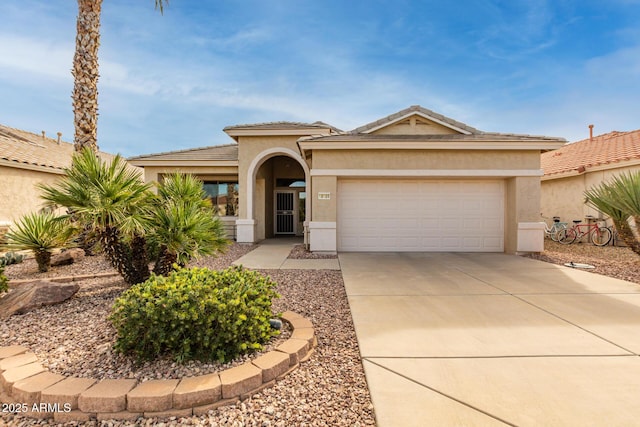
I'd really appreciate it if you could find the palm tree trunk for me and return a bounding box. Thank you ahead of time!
[73,0,102,152]
[613,219,640,256]
[153,245,177,276]
[34,250,51,273]
[131,234,150,284]
[101,226,138,285]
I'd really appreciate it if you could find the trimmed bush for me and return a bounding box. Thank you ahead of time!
[110,266,280,363]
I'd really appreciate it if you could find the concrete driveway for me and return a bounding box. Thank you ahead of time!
[339,252,640,427]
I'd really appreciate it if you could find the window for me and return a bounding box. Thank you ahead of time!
[202,182,239,216]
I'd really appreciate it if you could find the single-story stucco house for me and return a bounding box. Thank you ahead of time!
[0,124,123,232]
[129,105,566,253]
[541,128,640,223]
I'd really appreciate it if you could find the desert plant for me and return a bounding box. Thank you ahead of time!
[110,266,280,363]
[0,251,25,268]
[39,150,229,284]
[150,174,228,276]
[585,172,640,255]
[2,212,75,272]
[40,149,153,283]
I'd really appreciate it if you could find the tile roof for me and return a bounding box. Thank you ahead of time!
[128,144,238,162]
[223,121,337,132]
[349,105,482,135]
[304,132,566,143]
[0,124,116,171]
[542,129,640,176]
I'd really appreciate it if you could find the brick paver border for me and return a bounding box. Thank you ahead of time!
[0,311,314,422]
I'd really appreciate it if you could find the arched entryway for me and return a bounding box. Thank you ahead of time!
[237,147,311,243]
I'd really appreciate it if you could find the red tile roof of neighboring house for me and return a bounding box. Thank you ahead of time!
[542,129,640,176]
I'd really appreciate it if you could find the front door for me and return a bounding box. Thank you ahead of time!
[275,190,296,234]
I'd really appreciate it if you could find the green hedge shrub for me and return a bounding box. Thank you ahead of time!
[110,266,280,363]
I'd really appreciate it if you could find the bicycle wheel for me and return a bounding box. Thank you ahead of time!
[558,228,577,244]
[550,224,566,242]
[590,226,612,246]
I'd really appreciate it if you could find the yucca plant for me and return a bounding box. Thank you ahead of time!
[2,212,75,272]
[585,171,640,256]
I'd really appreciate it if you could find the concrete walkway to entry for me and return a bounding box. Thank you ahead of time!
[232,238,340,270]
[340,252,640,427]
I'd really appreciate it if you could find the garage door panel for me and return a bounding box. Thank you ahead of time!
[338,179,504,252]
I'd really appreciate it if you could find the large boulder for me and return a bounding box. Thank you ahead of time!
[0,280,80,319]
[51,248,85,267]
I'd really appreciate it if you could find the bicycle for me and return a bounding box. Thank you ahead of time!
[558,217,612,246]
[542,216,567,242]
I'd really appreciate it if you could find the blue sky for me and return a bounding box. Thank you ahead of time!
[1,0,639,157]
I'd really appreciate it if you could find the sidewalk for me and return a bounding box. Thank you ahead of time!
[232,238,340,270]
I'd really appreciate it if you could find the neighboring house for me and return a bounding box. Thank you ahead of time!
[129,105,565,253]
[0,124,121,229]
[541,129,640,223]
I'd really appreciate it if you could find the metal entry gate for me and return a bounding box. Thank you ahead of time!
[275,190,295,234]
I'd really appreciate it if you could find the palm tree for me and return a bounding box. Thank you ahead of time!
[2,212,76,272]
[585,172,640,256]
[39,148,152,283]
[150,174,228,276]
[72,0,167,152]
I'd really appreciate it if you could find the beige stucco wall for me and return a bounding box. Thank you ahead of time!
[237,135,306,220]
[541,164,640,224]
[312,149,541,170]
[0,165,64,225]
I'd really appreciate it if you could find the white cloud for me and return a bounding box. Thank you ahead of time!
[0,34,73,81]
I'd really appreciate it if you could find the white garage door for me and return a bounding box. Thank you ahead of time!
[337,179,504,252]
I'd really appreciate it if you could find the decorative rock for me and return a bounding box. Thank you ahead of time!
[143,407,193,419]
[173,373,221,409]
[78,379,137,413]
[127,379,178,412]
[0,281,79,319]
[269,318,283,330]
[50,249,85,267]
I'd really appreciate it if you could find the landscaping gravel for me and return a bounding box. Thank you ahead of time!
[0,243,376,426]
[288,244,338,260]
[523,240,640,284]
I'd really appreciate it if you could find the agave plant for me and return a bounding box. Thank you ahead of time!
[3,212,75,272]
[585,171,640,256]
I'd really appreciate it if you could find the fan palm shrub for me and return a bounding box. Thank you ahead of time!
[40,149,152,283]
[2,212,75,272]
[39,149,228,284]
[585,171,640,256]
[149,174,228,276]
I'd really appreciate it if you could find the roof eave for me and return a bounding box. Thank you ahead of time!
[128,159,239,168]
[298,139,567,151]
